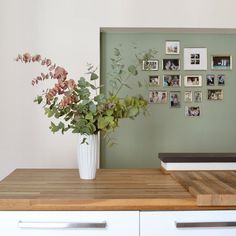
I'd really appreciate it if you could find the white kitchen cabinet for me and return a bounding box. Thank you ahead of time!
[0,211,139,236]
[140,210,236,236]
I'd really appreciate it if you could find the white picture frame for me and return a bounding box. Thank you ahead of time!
[211,55,232,70]
[184,48,207,70]
[193,91,203,103]
[169,91,181,108]
[185,106,200,117]
[165,41,180,55]
[163,75,181,87]
[149,90,168,104]
[184,75,202,87]
[142,60,159,71]
[162,59,180,71]
[184,91,193,103]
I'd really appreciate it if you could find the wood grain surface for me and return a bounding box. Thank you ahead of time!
[0,169,235,210]
[171,171,236,206]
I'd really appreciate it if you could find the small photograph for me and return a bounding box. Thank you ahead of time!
[163,75,181,87]
[217,74,225,86]
[185,106,200,117]
[184,75,202,87]
[165,41,180,54]
[207,89,223,101]
[162,59,180,71]
[149,90,168,104]
[142,60,159,71]
[206,75,215,86]
[211,55,232,70]
[184,91,193,103]
[170,91,181,108]
[190,53,200,65]
[193,91,203,103]
[149,75,160,86]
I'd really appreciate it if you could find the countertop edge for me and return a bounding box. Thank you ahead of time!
[0,198,236,211]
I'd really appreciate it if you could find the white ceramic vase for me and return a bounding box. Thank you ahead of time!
[77,134,98,180]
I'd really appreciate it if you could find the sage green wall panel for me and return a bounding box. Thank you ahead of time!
[100,32,236,168]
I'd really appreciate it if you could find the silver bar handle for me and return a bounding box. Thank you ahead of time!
[176,221,236,228]
[18,221,107,229]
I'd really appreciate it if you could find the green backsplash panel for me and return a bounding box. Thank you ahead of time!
[100,32,236,168]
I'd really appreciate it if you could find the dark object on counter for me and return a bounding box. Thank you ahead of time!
[159,153,236,163]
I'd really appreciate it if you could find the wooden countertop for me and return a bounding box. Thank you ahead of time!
[0,168,235,211]
[171,170,236,206]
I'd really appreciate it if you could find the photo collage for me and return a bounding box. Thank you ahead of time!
[144,41,232,117]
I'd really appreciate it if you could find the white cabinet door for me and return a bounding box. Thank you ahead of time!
[140,210,236,236]
[0,211,139,236]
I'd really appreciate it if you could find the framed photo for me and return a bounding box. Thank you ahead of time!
[217,74,225,86]
[184,75,202,87]
[184,91,193,103]
[211,55,232,70]
[193,91,202,103]
[207,89,223,101]
[149,90,168,104]
[162,59,180,71]
[149,75,160,86]
[184,48,207,70]
[165,41,180,54]
[142,60,159,71]
[185,106,200,117]
[206,74,215,86]
[169,91,181,108]
[163,75,181,87]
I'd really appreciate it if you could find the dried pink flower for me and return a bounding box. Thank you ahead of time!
[23,53,31,63]
[66,79,76,90]
[49,64,56,71]
[59,95,78,109]
[54,66,68,81]
[41,59,46,65]
[46,59,52,67]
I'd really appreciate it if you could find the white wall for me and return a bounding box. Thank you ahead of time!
[0,0,236,180]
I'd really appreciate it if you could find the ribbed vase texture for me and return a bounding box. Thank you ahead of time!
[77,134,98,180]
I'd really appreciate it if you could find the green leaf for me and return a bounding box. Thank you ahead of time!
[85,112,93,121]
[98,117,107,129]
[94,94,105,103]
[106,109,113,116]
[128,107,139,118]
[87,64,94,71]
[90,84,97,90]
[138,81,142,88]
[81,100,90,106]
[64,111,74,121]
[98,116,113,130]
[34,96,43,104]
[62,125,71,134]
[81,137,87,144]
[44,108,54,118]
[90,72,98,80]
[89,103,97,113]
[114,48,120,56]
[124,84,132,89]
[128,65,138,76]
[50,122,60,133]
[58,122,64,129]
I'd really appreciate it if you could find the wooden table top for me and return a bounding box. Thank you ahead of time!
[0,168,235,210]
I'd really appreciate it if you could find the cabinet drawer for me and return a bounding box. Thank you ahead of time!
[0,211,139,236]
[140,210,236,236]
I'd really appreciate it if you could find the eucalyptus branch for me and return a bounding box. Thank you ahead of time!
[15,49,154,144]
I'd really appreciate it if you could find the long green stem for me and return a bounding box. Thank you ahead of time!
[114,61,139,96]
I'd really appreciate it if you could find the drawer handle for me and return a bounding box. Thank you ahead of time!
[18,221,107,229]
[176,221,236,228]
